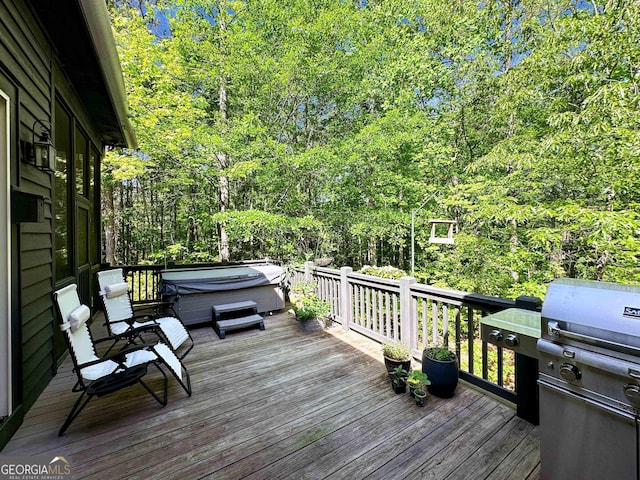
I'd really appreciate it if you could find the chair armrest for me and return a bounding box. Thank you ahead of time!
[93,331,132,345]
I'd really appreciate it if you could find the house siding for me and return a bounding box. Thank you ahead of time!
[0,0,108,449]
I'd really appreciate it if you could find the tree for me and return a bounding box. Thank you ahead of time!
[106,0,640,297]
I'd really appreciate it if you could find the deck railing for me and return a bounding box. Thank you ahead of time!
[118,260,540,423]
[290,261,540,422]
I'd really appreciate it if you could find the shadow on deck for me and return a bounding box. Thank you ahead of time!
[3,310,540,479]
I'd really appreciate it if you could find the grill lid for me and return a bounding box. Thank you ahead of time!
[541,278,640,353]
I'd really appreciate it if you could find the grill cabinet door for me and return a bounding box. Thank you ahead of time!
[539,381,637,480]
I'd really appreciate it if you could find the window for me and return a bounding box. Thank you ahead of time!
[90,148,99,264]
[75,126,87,197]
[54,100,71,281]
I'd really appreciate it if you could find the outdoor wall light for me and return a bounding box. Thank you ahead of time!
[30,119,56,172]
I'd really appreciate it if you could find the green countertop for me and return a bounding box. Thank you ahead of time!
[481,308,541,338]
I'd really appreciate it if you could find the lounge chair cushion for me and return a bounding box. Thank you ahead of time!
[105,282,129,299]
[68,305,90,332]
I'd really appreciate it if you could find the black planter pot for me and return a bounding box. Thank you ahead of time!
[297,316,324,333]
[422,351,458,398]
[413,389,427,407]
[391,380,407,394]
[384,356,411,376]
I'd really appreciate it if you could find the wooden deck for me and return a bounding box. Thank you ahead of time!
[3,311,540,479]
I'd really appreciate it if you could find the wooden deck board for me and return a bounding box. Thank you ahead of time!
[3,310,540,479]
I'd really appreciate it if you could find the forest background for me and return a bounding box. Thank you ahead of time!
[104,0,639,299]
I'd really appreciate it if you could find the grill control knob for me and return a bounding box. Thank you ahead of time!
[624,385,640,408]
[504,334,519,348]
[560,364,582,382]
[488,330,503,343]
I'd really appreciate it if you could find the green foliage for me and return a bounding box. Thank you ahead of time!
[389,366,409,386]
[424,347,456,362]
[106,0,640,300]
[407,369,431,390]
[359,265,407,280]
[382,341,411,361]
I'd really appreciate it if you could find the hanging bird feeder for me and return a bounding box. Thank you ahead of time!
[428,219,457,245]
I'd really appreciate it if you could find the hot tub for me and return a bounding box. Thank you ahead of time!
[159,264,285,326]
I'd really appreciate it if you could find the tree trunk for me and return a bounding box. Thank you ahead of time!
[102,179,117,266]
[509,219,519,283]
[368,238,377,266]
[217,76,231,262]
[217,11,231,262]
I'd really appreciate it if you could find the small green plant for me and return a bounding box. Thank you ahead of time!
[412,372,430,406]
[424,346,456,362]
[407,370,430,391]
[389,366,408,386]
[382,342,411,361]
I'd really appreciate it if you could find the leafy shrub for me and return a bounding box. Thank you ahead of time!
[359,265,407,280]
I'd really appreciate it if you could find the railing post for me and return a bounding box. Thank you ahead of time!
[304,261,315,283]
[340,267,353,331]
[400,276,417,351]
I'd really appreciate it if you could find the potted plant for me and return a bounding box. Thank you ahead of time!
[388,366,408,394]
[289,282,330,332]
[382,342,412,376]
[407,370,429,396]
[422,345,458,398]
[412,373,431,407]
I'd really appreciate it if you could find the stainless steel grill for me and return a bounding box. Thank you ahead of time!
[538,278,640,480]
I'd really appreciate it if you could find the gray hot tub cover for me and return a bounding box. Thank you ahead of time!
[159,264,285,295]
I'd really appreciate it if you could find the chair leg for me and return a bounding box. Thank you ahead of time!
[181,366,192,397]
[139,363,168,407]
[59,391,92,436]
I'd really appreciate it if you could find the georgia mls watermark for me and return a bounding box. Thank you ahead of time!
[0,455,72,480]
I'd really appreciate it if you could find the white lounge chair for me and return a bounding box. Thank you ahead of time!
[54,284,192,436]
[97,268,194,359]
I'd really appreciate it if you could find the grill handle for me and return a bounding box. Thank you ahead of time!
[547,321,640,357]
[538,379,636,421]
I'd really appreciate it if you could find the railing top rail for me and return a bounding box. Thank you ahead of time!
[411,283,515,313]
[313,267,341,279]
[347,271,402,291]
[118,259,276,271]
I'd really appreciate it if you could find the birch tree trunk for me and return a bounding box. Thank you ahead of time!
[102,180,117,266]
[217,11,230,262]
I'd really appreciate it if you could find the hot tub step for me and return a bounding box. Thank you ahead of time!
[212,300,257,321]
[213,313,264,339]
